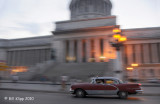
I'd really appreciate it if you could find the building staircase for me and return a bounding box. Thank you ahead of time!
[17,60,115,82]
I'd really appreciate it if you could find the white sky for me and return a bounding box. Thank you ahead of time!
[0,0,159,39]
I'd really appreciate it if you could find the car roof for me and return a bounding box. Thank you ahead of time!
[92,77,120,80]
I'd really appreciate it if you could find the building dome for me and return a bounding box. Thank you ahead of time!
[70,0,112,20]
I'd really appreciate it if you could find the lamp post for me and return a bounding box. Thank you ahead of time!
[110,26,127,80]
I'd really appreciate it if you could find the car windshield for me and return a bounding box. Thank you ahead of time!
[90,79,94,84]
[118,79,123,84]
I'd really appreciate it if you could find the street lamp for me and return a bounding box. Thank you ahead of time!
[111,26,127,50]
[126,67,134,71]
[99,56,106,62]
[131,63,139,67]
[110,25,127,80]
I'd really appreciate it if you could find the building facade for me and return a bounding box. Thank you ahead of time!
[0,0,160,81]
[123,27,160,81]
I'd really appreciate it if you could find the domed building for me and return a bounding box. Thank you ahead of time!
[0,0,160,81]
[70,0,112,20]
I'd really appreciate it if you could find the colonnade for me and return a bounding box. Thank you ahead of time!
[7,49,51,66]
[62,37,116,63]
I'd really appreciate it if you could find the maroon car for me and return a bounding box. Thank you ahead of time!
[70,77,143,99]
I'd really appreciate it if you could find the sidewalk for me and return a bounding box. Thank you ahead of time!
[1,80,160,86]
[0,81,70,93]
[0,81,160,96]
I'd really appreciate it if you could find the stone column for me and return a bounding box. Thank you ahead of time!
[39,49,43,63]
[19,51,23,66]
[62,40,66,63]
[25,50,29,66]
[0,49,7,62]
[29,50,33,66]
[94,38,100,62]
[12,51,16,66]
[21,50,26,66]
[103,37,109,62]
[16,51,19,66]
[16,50,20,66]
[29,50,34,66]
[38,50,41,63]
[19,50,22,66]
[33,50,37,65]
[31,50,35,65]
[37,50,41,63]
[69,40,75,62]
[151,43,158,63]
[126,44,133,65]
[22,50,26,66]
[52,40,65,62]
[135,44,142,64]
[40,49,45,63]
[28,50,32,66]
[77,39,82,63]
[7,51,11,66]
[86,39,91,62]
[143,44,150,63]
[20,50,24,66]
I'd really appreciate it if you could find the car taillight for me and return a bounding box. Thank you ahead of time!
[138,84,141,86]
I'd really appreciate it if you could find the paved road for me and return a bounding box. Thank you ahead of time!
[0,90,160,104]
[1,83,160,95]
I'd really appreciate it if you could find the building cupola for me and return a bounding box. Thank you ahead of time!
[70,0,112,20]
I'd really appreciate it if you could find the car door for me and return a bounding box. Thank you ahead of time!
[103,79,119,95]
[88,79,106,95]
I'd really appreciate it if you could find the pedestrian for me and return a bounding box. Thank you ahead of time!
[61,76,68,90]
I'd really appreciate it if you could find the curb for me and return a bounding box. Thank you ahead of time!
[0,88,160,96]
[1,82,160,87]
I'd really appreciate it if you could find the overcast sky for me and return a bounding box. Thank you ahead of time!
[0,0,159,39]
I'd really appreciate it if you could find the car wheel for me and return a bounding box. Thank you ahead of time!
[118,91,128,99]
[75,89,86,98]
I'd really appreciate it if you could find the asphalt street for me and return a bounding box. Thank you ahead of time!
[0,90,160,104]
[1,83,160,95]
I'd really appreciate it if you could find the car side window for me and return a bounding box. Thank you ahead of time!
[105,79,119,84]
[96,79,104,84]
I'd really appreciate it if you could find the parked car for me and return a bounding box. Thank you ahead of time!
[70,77,143,99]
[147,78,160,83]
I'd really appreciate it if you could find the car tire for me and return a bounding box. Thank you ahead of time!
[75,89,86,98]
[118,91,128,99]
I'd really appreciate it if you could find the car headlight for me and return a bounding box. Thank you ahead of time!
[70,88,73,91]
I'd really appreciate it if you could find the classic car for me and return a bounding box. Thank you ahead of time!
[70,77,143,99]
